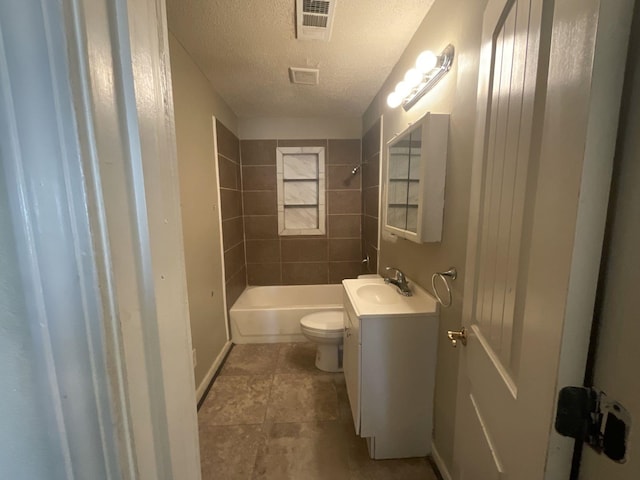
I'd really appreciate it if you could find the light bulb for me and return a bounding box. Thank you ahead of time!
[395,81,411,97]
[387,91,402,109]
[404,68,423,89]
[416,50,438,73]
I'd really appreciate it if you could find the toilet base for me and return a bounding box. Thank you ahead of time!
[315,344,343,372]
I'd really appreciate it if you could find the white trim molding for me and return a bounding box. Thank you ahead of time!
[196,341,233,404]
[0,1,131,477]
[0,0,201,478]
[430,442,453,480]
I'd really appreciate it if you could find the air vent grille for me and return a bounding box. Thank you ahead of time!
[303,0,330,15]
[296,0,336,42]
[289,67,320,86]
[302,14,328,28]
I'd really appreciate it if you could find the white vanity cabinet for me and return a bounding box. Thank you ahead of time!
[343,294,361,431]
[342,280,439,460]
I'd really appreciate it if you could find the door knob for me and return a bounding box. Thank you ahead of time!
[447,328,467,347]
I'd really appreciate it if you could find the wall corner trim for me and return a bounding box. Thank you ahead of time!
[430,442,453,480]
[196,341,233,404]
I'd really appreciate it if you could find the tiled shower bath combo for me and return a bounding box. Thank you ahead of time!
[200,119,439,479]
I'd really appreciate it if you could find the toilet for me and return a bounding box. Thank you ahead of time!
[300,310,344,372]
[300,274,382,372]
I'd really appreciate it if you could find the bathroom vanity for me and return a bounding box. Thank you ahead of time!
[342,278,439,459]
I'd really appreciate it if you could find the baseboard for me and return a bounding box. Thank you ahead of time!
[430,442,453,480]
[196,341,232,404]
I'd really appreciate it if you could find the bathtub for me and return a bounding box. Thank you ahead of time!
[229,284,344,343]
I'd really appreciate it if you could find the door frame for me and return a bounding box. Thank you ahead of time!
[453,0,635,478]
[579,4,640,474]
[76,0,202,476]
[1,0,201,478]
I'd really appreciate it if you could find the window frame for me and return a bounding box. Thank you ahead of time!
[276,146,326,236]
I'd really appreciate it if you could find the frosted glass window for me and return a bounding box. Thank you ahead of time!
[389,150,410,179]
[283,154,318,179]
[406,206,418,232]
[408,182,420,204]
[388,181,408,205]
[284,181,318,205]
[276,146,326,235]
[284,207,319,229]
[409,151,421,179]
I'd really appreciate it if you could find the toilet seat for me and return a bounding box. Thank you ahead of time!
[300,311,343,333]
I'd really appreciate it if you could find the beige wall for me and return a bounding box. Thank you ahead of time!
[169,33,235,389]
[363,0,488,471]
[238,117,362,140]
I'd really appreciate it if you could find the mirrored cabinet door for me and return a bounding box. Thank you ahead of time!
[387,125,422,233]
[384,113,449,243]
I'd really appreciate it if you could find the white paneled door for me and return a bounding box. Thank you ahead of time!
[452,0,634,479]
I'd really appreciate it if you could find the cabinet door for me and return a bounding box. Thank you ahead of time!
[343,306,360,433]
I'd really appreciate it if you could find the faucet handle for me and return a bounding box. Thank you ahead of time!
[385,266,405,281]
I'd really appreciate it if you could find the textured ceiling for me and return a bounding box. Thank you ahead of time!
[166,0,435,118]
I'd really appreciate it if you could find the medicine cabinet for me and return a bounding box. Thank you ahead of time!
[384,112,449,243]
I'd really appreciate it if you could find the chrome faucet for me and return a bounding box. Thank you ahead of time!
[384,267,412,296]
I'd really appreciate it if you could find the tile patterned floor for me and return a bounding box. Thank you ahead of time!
[198,342,439,480]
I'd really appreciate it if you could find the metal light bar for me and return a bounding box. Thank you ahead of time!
[402,44,455,111]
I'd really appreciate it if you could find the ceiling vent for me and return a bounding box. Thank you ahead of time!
[289,67,320,85]
[296,0,337,42]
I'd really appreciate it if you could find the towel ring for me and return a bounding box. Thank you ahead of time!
[431,267,457,308]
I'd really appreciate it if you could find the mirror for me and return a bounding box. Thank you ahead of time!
[387,124,422,233]
[384,113,449,243]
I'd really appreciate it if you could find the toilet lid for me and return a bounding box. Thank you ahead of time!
[300,311,344,331]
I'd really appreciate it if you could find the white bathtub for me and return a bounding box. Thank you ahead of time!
[229,284,344,343]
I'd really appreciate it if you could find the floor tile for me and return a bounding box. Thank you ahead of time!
[199,424,266,480]
[275,342,319,374]
[346,427,438,480]
[253,422,351,480]
[200,375,272,426]
[220,343,281,376]
[348,456,438,480]
[197,343,439,479]
[266,373,339,423]
[332,372,354,423]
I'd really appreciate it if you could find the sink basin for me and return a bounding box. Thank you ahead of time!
[356,284,401,305]
[343,278,438,317]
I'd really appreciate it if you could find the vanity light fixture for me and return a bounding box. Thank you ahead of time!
[386,44,455,111]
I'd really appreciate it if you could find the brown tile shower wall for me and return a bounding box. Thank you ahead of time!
[216,120,247,308]
[242,138,362,285]
[361,119,381,274]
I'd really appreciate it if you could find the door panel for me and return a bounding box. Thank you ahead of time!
[459,393,504,480]
[475,0,532,380]
[453,0,633,478]
[462,1,540,477]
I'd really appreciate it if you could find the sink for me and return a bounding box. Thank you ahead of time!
[343,278,438,318]
[356,284,401,305]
